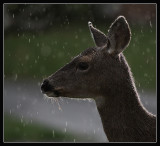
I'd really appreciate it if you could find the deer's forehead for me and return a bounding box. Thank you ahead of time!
[72,54,93,64]
[78,47,98,61]
[81,47,97,55]
[79,55,93,62]
[72,47,101,63]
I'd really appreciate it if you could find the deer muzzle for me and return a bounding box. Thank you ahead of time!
[41,79,61,97]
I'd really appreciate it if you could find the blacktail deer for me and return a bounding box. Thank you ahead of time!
[41,16,156,142]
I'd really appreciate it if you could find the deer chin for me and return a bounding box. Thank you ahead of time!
[45,87,66,98]
[43,91,59,98]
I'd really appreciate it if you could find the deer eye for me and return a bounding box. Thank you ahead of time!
[77,62,89,70]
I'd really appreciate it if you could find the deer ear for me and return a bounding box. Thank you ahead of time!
[107,16,131,55]
[88,21,108,47]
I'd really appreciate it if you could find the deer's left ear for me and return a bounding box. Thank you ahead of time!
[88,21,108,47]
[106,16,131,55]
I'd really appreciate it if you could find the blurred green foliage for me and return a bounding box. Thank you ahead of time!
[4,24,156,90]
[124,26,156,90]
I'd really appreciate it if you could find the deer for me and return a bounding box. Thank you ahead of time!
[41,16,156,142]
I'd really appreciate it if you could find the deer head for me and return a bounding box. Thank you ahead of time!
[41,16,156,142]
[41,16,131,101]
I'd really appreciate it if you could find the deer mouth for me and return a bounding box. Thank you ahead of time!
[43,87,63,98]
[43,90,59,97]
[53,90,60,97]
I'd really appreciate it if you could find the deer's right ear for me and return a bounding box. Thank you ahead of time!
[88,21,108,47]
[106,16,131,55]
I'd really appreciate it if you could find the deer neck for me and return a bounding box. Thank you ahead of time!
[95,84,155,142]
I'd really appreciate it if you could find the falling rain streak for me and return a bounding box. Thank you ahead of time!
[52,130,55,137]
[149,21,152,28]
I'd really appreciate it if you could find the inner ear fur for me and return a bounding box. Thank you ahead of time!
[107,16,131,55]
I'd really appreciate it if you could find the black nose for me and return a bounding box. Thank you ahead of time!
[41,79,52,93]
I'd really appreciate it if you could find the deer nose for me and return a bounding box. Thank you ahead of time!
[41,79,52,93]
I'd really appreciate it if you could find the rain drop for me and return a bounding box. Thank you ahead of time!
[42,8,46,12]
[37,82,41,86]
[32,35,35,39]
[146,59,149,64]
[28,23,31,28]
[145,100,148,105]
[37,43,40,47]
[94,129,96,134]
[9,109,12,114]
[75,35,78,39]
[144,73,148,77]
[146,48,150,53]
[142,89,144,93]
[16,104,21,109]
[149,21,152,28]
[21,118,23,123]
[14,74,18,81]
[138,83,141,88]
[52,130,55,137]
[142,52,145,55]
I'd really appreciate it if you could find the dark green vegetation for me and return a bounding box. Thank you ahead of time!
[4,114,81,142]
[4,24,156,90]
